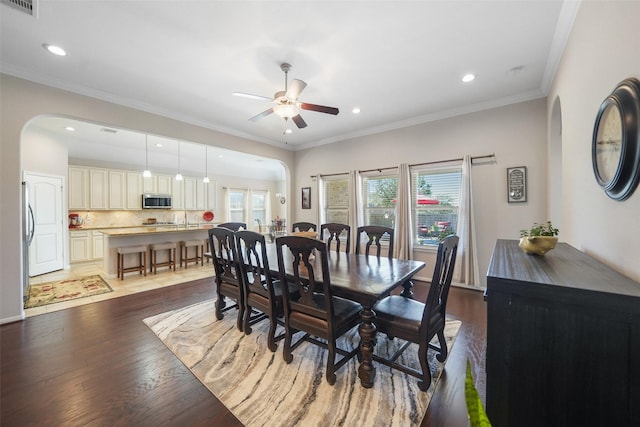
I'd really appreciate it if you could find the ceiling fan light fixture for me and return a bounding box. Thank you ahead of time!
[274,104,299,118]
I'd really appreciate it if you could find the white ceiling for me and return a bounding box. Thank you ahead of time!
[2,0,578,156]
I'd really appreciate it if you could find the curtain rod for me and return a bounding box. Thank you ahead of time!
[312,153,495,178]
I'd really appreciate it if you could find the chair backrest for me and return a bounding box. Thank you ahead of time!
[208,227,242,287]
[320,223,351,254]
[235,230,276,302]
[291,222,317,232]
[275,236,336,324]
[355,225,394,259]
[420,235,459,338]
[217,222,247,231]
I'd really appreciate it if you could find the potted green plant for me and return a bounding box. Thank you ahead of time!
[519,221,559,255]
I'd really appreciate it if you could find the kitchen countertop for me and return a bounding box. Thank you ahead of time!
[70,223,217,232]
[99,224,215,236]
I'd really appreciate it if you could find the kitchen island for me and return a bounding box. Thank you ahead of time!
[100,224,214,278]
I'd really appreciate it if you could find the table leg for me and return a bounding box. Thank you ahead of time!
[357,306,377,388]
[401,279,414,298]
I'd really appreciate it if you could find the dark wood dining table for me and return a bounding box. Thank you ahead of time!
[263,244,425,388]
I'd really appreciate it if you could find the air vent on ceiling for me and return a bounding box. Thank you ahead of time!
[100,128,118,134]
[1,0,37,17]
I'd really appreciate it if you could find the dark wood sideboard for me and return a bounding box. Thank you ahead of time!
[486,239,640,427]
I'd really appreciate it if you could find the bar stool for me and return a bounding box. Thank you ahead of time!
[116,245,148,280]
[149,242,176,274]
[180,239,204,268]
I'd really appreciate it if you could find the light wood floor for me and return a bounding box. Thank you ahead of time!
[7,270,487,426]
[25,259,214,317]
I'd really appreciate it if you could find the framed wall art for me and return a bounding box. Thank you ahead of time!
[507,166,527,203]
[301,187,311,209]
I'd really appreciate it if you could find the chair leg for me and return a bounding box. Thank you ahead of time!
[417,344,432,392]
[435,329,448,362]
[326,341,337,385]
[215,295,225,320]
[267,316,278,352]
[244,303,253,335]
[283,326,294,363]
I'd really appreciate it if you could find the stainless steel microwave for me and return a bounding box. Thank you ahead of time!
[142,194,172,209]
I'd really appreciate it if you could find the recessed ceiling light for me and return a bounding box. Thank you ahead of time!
[284,128,293,134]
[462,73,476,83]
[43,44,67,56]
[352,107,361,114]
[155,143,163,147]
[64,126,75,131]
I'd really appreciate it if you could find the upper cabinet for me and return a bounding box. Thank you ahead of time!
[68,166,89,210]
[108,170,126,210]
[69,165,213,211]
[89,169,108,210]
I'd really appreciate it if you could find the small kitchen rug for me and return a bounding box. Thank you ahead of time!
[24,275,113,309]
[143,299,462,427]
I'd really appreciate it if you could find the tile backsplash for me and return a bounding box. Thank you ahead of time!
[68,210,215,228]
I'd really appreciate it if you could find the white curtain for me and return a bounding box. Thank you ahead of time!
[456,155,480,287]
[395,163,413,260]
[315,174,323,228]
[348,170,360,250]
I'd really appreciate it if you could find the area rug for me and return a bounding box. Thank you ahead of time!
[144,299,461,427]
[24,275,113,308]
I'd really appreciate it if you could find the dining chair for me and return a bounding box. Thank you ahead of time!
[355,225,394,259]
[204,222,247,262]
[291,222,317,232]
[235,230,294,351]
[208,227,245,331]
[371,234,459,391]
[275,235,362,385]
[320,223,351,254]
[217,222,247,231]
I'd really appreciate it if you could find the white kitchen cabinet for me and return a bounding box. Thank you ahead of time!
[184,177,207,210]
[158,175,173,195]
[143,174,172,194]
[91,231,104,259]
[108,170,126,209]
[68,166,89,210]
[69,230,91,263]
[89,169,108,210]
[126,172,142,209]
[206,180,216,211]
[172,178,184,210]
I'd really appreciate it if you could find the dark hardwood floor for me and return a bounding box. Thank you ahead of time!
[0,279,486,427]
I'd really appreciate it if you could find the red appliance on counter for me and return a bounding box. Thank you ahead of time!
[68,213,84,228]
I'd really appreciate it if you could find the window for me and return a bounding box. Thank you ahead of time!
[227,189,270,231]
[323,177,349,224]
[412,167,462,247]
[228,189,246,222]
[251,191,267,228]
[362,173,397,228]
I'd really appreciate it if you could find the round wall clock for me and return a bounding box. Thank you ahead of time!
[592,78,640,200]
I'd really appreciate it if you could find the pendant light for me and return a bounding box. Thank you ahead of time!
[203,145,210,183]
[143,135,152,177]
[175,140,183,181]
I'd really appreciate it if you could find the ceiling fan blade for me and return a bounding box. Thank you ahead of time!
[291,114,307,129]
[300,103,339,115]
[249,108,274,122]
[285,79,307,100]
[233,92,273,101]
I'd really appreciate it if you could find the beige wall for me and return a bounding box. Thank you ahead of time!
[294,98,548,285]
[1,74,295,323]
[547,0,640,282]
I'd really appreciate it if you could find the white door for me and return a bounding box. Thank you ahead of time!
[25,173,65,276]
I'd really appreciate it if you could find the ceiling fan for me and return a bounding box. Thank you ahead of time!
[233,63,339,129]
